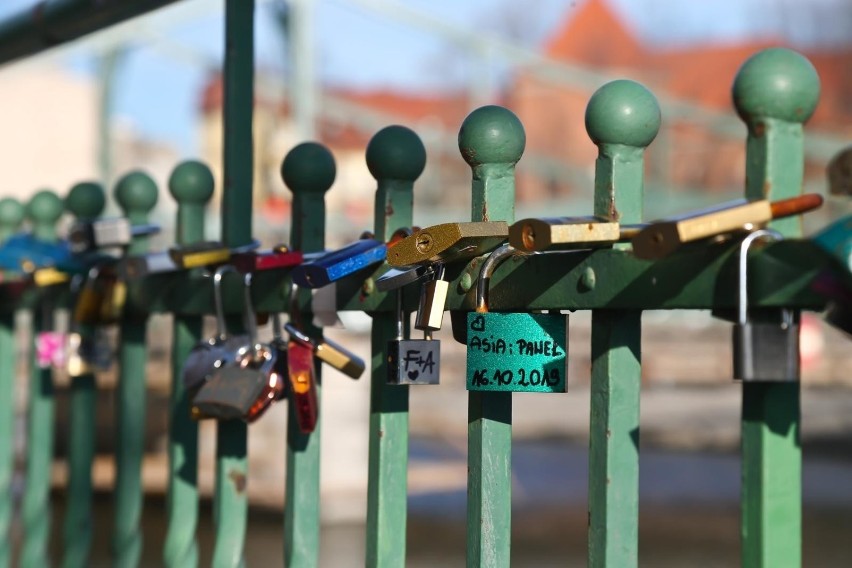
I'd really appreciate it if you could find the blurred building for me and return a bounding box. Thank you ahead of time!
[510,0,852,202]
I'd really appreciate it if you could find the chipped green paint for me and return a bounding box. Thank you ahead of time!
[733,47,819,568]
[365,125,424,567]
[586,79,659,568]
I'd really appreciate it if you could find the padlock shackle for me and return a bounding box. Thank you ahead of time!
[737,228,784,324]
[212,264,240,339]
[475,244,520,313]
[395,289,404,340]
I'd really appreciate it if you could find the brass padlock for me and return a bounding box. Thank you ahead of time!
[73,266,106,325]
[387,222,508,267]
[508,216,639,252]
[631,194,823,259]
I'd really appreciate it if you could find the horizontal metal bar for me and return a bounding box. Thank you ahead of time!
[0,0,182,66]
[0,240,830,315]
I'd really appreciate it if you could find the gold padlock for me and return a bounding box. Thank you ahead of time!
[509,216,638,252]
[168,241,231,269]
[73,267,106,325]
[387,222,508,267]
[631,194,823,259]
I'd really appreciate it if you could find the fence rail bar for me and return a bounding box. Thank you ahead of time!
[62,182,106,568]
[461,105,524,567]
[734,48,820,568]
[111,173,157,568]
[364,126,424,567]
[0,0,183,67]
[163,161,213,568]
[586,80,659,568]
[281,142,332,568]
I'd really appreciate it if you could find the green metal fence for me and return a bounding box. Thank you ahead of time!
[0,2,847,568]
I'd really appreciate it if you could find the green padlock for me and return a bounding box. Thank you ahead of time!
[465,244,568,393]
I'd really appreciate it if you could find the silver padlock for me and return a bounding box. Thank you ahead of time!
[387,289,440,385]
[192,272,282,422]
[117,251,179,279]
[68,218,160,253]
[181,265,249,393]
[732,229,800,382]
[414,263,448,332]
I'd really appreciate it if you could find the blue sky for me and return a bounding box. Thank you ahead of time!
[0,0,847,155]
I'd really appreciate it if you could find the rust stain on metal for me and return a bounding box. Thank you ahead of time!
[753,121,766,137]
[763,180,772,198]
[378,429,384,438]
[461,148,478,164]
[385,201,394,218]
[228,470,247,493]
[481,202,489,222]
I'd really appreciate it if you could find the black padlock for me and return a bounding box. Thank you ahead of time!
[732,229,800,382]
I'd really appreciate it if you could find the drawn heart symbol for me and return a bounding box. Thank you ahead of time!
[407,370,420,380]
[470,315,486,332]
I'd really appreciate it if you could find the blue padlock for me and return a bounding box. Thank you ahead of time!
[0,234,72,272]
[291,238,387,288]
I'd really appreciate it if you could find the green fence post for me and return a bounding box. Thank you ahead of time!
[458,106,524,568]
[281,142,333,568]
[732,48,820,568]
[0,197,24,568]
[164,161,214,568]
[584,80,660,568]
[112,172,158,568]
[212,2,254,565]
[364,126,426,567]
[21,189,64,568]
[61,182,106,568]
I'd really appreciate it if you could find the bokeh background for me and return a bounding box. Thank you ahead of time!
[2,0,852,565]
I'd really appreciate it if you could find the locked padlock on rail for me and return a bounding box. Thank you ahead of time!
[72,264,126,325]
[508,216,642,252]
[231,244,304,273]
[182,265,253,394]
[731,229,800,382]
[0,234,72,273]
[67,218,160,253]
[191,271,286,422]
[290,236,386,288]
[168,239,260,270]
[465,244,567,393]
[631,194,823,259]
[117,251,179,279]
[287,336,319,433]
[387,288,440,386]
[387,221,508,267]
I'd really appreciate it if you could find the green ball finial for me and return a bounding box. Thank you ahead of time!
[65,181,106,220]
[585,80,661,148]
[114,170,158,216]
[733,47,820,124]
[169,160,215,204]
[366,125,427,182]
[281,142,336,194]
[0,197,25,230]
[458,105,526,167]
[26,189,64,225]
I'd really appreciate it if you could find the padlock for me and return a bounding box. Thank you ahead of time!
[465,244,567,393]
[231,244,304,273]
[191,272,283,421]
[117,251,179,279]
[631,193,823,259]
[414,263,448,332]
[284,322,365,379]
[67,218,160,253]
[732,229,800,382]
[291,237,387,288]
[168,239,260,269]
[387,289,440,385]
[386,221,508,267]
[72,264,125,325]
[285,281,366,379]
[287,338,318,433]
[508,216,634,252]
[0,234,72,272]
[181,265,251,393]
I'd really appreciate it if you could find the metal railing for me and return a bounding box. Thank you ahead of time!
[0,2,845,568]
